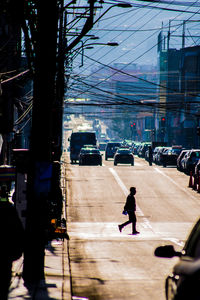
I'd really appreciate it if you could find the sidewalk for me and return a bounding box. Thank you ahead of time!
[9,238,71,299]
[8,155,70,299]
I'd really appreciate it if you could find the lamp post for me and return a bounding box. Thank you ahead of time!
[79,42,119,67]
[66,41,118,67]
[65,2,131,53]
[93,3,132,26]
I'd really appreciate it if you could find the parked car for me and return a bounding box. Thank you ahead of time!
[194,158,200,179]
[181,149,200,174]
[154,217,200,300]
[156,147,171,165]
[153,147,163,163]
[162,146,183,167]
[105,142,121,160]
[177,150,189,172]
[79,147,102,166]
[114,148,134,166]
[138,143,151,158]
[132,142,141,155]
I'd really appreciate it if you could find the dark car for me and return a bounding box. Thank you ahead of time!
[69,131,97,164]
[177,150,189,172]
[156,147,171,165]
[79,148,102,166]
[138,143,151,158]
[153,147,163,163]
[181,149,200,174]
[162,146,183,167]
[195,159,200,178]
[105,142,121,160]
[114,148,134,166]
[155,217,200,300]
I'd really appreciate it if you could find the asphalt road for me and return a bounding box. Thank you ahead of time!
[64,151,200,300]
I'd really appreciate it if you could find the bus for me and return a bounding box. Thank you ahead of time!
[68,131,97,163]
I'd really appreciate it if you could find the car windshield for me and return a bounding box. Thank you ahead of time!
[90,150,100,154]
[171,149,182,154]
[107,143,121,148]
[117,149,131,154]
[191,151,200,158]
[80,149,91,154]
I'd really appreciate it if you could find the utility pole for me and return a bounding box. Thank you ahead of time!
[23,0,97,283]
[23,0,58,283]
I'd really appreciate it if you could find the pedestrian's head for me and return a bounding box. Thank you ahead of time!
[130,187,136,194]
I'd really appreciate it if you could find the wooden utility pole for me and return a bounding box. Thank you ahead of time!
[23,0,58,283]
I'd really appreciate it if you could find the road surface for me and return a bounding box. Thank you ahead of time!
[64,150,200,300]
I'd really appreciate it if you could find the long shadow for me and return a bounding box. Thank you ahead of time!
[24,279,58,300]
[9,276,58,300]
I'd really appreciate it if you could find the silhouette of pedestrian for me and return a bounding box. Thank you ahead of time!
[118,187,139,235]
[0,185,24,300]
[148,146,153,166]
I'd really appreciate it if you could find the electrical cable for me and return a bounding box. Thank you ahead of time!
[70,0,200,82]
[68,4,200,102]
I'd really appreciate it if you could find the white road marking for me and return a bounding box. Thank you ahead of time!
[162,238,184,247]
[154,167,197,200]
[68,222,189,247]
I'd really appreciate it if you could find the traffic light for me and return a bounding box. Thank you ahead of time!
[197,127,200,136]
[130,122,136,130]
[161,117,166,128]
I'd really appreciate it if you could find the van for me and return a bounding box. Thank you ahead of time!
[69,131,97,163]
[105,142,121,160]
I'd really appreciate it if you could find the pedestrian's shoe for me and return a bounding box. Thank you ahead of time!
[132,231,139,235]
[118,225,122,233]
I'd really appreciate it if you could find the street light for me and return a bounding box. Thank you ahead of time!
[66,40,118,67]
[93,3,132,26]
[66,36,97,59]
[79,42,119,67]
[65,1,132,53]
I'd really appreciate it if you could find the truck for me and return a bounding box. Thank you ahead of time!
[68,131,97,164]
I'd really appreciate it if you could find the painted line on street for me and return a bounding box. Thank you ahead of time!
[109,167,152,230]
[161,237,184,247]
[154,167,197,200]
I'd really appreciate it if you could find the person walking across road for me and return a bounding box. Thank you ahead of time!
[118,187,139,235]
[148,146,153,166]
